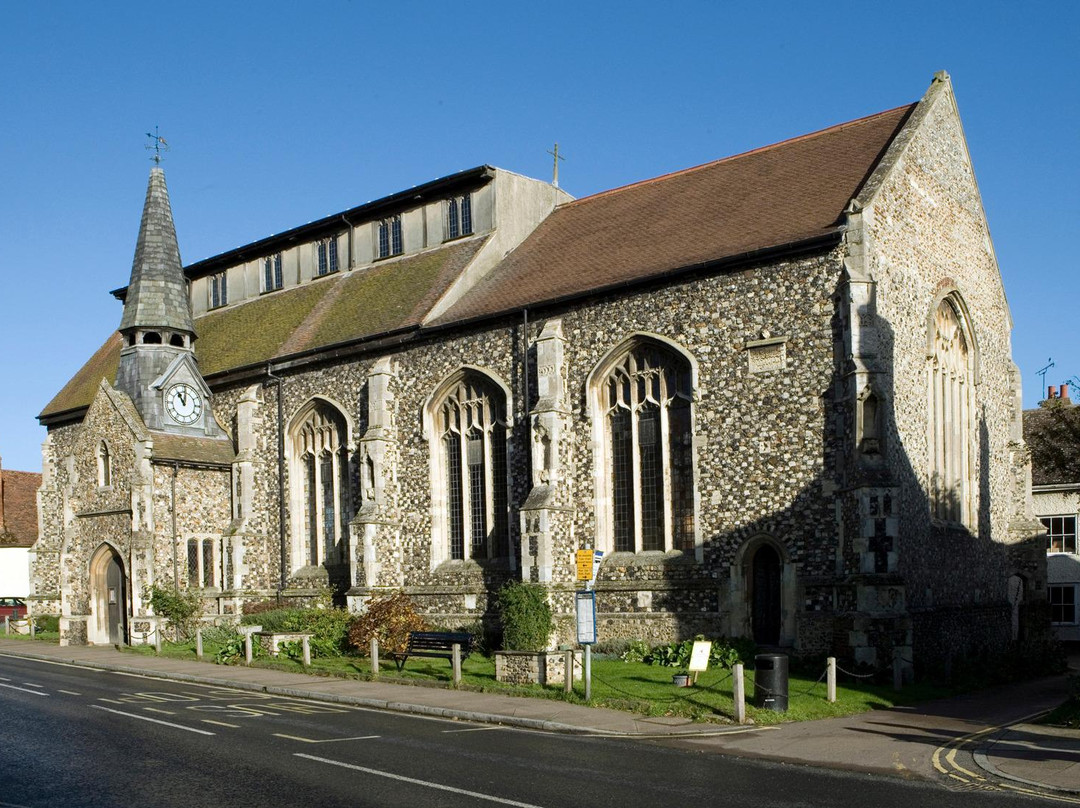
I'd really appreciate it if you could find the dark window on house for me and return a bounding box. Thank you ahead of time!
[1042,515,1078,554]
[378,216,403,259]
[1050,585,1077,624]
[264,254,283,291]
[317,239,338,276]
[211,272,228,308]
[446,194,473,240]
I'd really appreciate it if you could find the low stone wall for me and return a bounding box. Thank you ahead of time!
[495,650,582,685]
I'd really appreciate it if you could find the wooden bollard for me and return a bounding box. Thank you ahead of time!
[302,636,311,667]
[564,650,574,694]
[827,657,836,703]
[451,643,462,686]
[244,633,253,665]
[196,628,203,660]
[370,637,379,677]
[733,663,746,724]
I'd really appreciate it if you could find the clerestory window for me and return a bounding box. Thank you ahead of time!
[316,238,339,276]
[210,272,228,308]
[595,340,696,553]
[264,253,283,291]
[445,194,473,240]
[377,215,403,259]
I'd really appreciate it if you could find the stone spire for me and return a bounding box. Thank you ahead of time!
[118,167,193,336]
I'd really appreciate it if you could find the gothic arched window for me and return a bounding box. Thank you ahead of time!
[97,441,112,488]
[290,400,352,568]
[928,296,975,525]
[595,340,696,553]
[430,371,509,562]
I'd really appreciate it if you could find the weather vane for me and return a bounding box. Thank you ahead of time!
[145,126,169,164]
[547,143,565,188]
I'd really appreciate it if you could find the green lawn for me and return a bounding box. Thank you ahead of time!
[111,637,955,725]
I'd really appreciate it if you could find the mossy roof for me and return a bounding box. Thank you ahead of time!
[41,238,487,420]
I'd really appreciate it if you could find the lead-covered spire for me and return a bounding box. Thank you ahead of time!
[119,167,193,336]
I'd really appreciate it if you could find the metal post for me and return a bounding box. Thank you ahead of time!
[827,657,836,703]
[196,628,203,660]
[452,643,462,686]
[370,637,379,677]
[302,636,311,667]
[244,633,253,665]
[585,645,592,701]
[733,663,746,724]
[564,650,573,694]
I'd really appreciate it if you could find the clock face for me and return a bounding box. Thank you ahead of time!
[165,383,203,425]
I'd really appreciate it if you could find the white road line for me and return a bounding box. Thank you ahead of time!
[442,725,508,733]
[97,697,124,704]
[275,733,381,744]
[0,676,10,681]
[202,720,241,728]
[21,682,44,688]
[0,682,48,696]
[295,753,546,807]
[91,705,216,735]
[144,707,177,716]
[58,690,82,696]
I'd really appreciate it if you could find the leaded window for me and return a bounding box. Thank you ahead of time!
[600,341,695,552]
[292,401,352,568]
[264,253,283,291]
[434,373,509,561]
[377,215,403,259]
[210,272,228,308]
[446,194,473,240]
[317,238,339,276]
[186,538,217,588]
[928,297,974,524]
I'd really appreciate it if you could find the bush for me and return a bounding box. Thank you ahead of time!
[619,635,755,669]
[498,582,552,651]
[347,592,426,655]
[237,606,352,658]
[147,584,202,640]
[33,614,60,633]
[427,619,492,656]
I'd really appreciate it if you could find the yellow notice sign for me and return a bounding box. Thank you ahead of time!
[688,641,712,673]
[576,550,596,581]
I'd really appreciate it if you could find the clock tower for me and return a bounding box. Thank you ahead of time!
[114,166,225,438]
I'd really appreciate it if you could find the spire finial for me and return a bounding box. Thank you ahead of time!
[145,126,169,165]
[547,143,565,188]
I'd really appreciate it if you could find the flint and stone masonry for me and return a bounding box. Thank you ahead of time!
[29,74,1046,673]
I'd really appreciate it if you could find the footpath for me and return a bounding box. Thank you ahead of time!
[1,638,1077,798]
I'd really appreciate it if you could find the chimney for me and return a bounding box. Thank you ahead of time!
[1062,383,1071,402]
[1048,385,1058,400]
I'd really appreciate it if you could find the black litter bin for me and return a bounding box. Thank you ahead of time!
[754,653,789,712]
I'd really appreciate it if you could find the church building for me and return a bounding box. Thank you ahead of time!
[29,73,1046,673]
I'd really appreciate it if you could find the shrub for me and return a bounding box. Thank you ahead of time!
[619,635,755,669]
[347,592,426,655]
[147,584,202,640]
[498,581,552,651]
[236,606,352,658]
[33,614,60,633]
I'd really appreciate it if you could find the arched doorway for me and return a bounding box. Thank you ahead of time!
[751,545,782,645]
[89,544,127,645]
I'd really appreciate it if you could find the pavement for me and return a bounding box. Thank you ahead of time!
[2,637,1077,799]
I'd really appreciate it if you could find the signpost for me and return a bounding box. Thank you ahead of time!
[574,549,603,700]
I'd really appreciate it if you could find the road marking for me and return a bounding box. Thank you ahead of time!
[97,698,124,704]
[999,781,1080,805]
[0,682,48,696]
[275,733,381,744]
[202,720,241,728]
[20,682,44,688]
[296,753,546,807]
[144,707,177,716]
[0,799,34,807]
[58,690,82,696]
[91,705,216,735]
[442,725,508,733]
[0,676,9,681]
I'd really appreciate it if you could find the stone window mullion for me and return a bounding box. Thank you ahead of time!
[312,450,324,565]
[659,387,673,552]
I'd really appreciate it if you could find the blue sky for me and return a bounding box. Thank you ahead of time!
[0,1,1077,472]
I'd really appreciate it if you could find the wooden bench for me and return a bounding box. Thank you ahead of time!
[388,631,473,672]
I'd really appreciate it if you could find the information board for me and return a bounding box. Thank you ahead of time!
[688,640,712,673]
[575,549,603,582]
[575,590,597,645]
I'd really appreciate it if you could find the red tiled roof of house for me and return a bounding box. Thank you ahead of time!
[431,103,916,325]
[0,469,41,547]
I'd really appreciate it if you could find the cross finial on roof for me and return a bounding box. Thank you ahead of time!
[145,126,169,165]
[547,143,565,188]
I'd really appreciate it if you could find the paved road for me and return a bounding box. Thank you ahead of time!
[0,655,1043,807]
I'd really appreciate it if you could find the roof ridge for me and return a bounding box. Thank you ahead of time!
[564,103,917,209]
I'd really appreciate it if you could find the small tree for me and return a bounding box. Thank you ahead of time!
[347,592,426,655]
[146,583,202,641]
[498,581,553,651]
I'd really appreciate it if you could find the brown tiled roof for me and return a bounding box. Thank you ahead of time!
[40,238,488,420]
[151,433,236,466]
[1024,404,1080,487]
[432,104,916,325]
[0,469,41,547]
